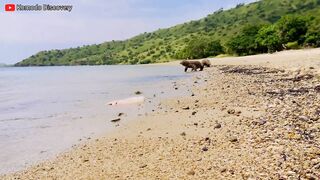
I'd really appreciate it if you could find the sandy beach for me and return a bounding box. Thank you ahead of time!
[2,48,320,179]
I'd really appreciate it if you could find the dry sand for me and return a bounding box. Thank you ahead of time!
[2,49,320,179]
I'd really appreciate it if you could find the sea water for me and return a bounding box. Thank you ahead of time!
[0,64,192,174]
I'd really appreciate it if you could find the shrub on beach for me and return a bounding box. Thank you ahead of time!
[286,41,300,49]
[276,15,309,44]
[305,32,320,47]
[255,25,282,53]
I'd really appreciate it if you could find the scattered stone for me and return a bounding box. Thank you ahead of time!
[259,119,267,125]
[298,115,309,122]
[227,109,236,114]
[180,132,186,136]
[202,147,208,151]
[187,170,195,176]
[135,91,142,95]
[214,123,222,129]
[192,111,197,115]
[230,137,238,143]
[182,107,190,110]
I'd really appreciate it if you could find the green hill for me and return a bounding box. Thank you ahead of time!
[15,0,320,66]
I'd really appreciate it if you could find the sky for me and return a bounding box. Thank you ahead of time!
[0,0,256,64]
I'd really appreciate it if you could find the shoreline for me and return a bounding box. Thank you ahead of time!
[0,64,192,175]
[2,49,320,179]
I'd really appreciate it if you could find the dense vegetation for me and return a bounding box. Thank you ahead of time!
[16,0,320,66]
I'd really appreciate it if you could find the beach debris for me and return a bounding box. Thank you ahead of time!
[110,118,121,123]
[139,164,147,168]
[220,66,283,75]
[107,96,145,106]
[118,113,125,117]
[221,168,227,173]
[293,74,314,82]
[287,87,309,95]
[266,87,311,96]
[266,89,285,96]
[279,74,314,82]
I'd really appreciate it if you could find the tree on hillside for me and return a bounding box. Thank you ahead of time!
[176,37,224,59]
[256,25,282,53]
[276,15,308,44]
[226,25,262,56]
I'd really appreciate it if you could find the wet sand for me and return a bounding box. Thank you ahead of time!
[2,48,320,179]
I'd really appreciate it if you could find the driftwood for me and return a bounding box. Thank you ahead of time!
[110,118,121,123]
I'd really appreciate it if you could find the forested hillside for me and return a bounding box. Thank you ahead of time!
[16,0,320,66]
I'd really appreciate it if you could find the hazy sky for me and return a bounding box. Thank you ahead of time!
[0,0,256,64]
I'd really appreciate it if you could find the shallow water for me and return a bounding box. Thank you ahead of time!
[0,65,192,174]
